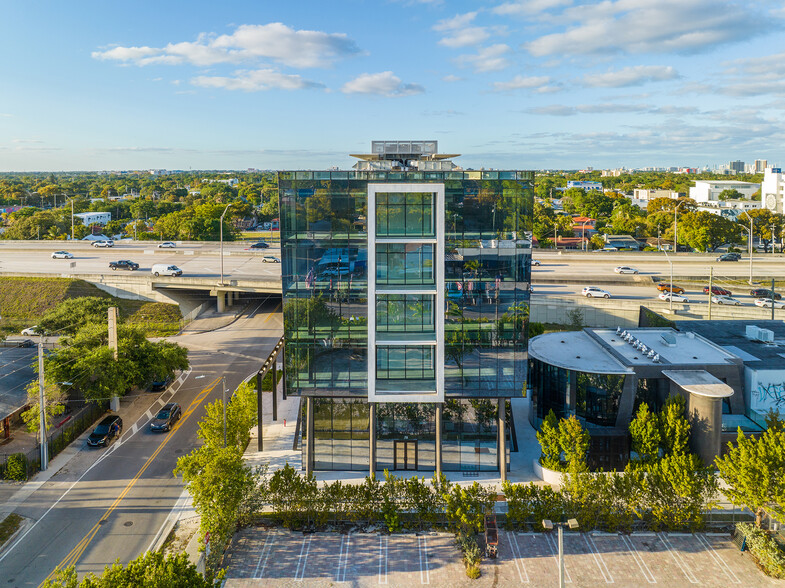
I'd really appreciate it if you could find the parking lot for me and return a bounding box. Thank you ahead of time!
[223,528,783,587]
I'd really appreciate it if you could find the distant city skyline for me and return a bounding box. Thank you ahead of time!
[1,0,784,172]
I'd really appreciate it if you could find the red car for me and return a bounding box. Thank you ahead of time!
[703,285,732,296]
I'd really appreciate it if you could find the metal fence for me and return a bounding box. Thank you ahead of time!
[0,401,106,481]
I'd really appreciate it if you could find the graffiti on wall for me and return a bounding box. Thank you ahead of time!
[754,383,785,412]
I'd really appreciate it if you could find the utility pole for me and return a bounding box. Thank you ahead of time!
[222,376,227,448]
[772,278,776,321]
[39,338,48,471]
[70,199,74,241]
[708,267,713,320]
[220,203,231,286]
[108,307,119,411]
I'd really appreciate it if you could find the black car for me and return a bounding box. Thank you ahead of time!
[150,376,172,392]
[247,242,270,249]
[109,259,139,271]
[716,253,741,261]
[87,415,123,447]
[150,403,181,432]
[750,289,782,300]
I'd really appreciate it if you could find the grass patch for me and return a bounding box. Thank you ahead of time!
[261,370,283,391]
[0,277,181,337]
[0,513,23,547]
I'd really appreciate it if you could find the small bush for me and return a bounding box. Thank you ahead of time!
[466,563,481,579]
[5,453,27,481]
[737,523,785,578]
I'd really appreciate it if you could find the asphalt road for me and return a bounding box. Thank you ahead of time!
[0,241,282,281]
[0,297,283,586]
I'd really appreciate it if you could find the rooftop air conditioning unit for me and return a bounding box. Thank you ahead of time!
[759,328,775,343]
[746,325,761,340]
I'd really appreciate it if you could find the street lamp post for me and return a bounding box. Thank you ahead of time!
[673,200,687,253]
[740,215,754,285]
[219,203,232,287]
[664,250,674,312]
[543,518,579,588]
[222,376,227,448]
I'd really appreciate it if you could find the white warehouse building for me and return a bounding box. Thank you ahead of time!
[689,180,759,203]
[73,211,111,226]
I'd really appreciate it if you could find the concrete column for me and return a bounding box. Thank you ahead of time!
[306,396,314,477]
[216,291,226,313]
[369,402,376,477]
[272,363,278,421]
[227,290,234,308]
[256,371,263,452]
[499,398,507,482]
[435,403,443,478]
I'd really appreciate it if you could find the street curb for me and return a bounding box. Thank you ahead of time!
[177,304,250,336]
[0,514,31,556]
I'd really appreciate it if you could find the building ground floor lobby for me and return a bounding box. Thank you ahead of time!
[300,397,512,477]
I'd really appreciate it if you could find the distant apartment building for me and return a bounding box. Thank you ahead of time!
[697,200,761,221]
[567,180,603,192]
[689,180,759,203]
[754,159,768,173]
[728,160,745,174]
[762,167,785,214]
[73,211,111,226]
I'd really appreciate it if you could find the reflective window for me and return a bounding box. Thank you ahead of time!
[576,372,625,427]
[376,294,435,337]
[376,345,435,391]
[376,192,434,237]
[376,244,434,286]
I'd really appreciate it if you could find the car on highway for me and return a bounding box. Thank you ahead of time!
[246,242,270,249]
[151,263,182,277]
[87,415,123,447]
[712,295,741,305]
[716,252,741,262]
[21,326,39,336]
[109,259,139,271]
[755,298,785,309]
[703,285,732,296]
[92,239,114,248]
[51,250,73,259]
[582,286,611,298]
[150,403,181,432]
[614,266,639,274]
[158,241,176,248]
[656,283,685,294]
[750,288,782,300]
[262,255,280,263]
[531,259,541,266]
[658,292,690,303]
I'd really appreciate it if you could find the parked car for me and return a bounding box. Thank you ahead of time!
[150,376,173,391]
[659,292,690,303]
[150,403,181,432]
[92,239,114,248]
[614,266,639,274]
[582,286,611,299]
[87,415,123,447]
[716,253,741,261]
[755,298,785,309]
[262,256,281,263]
[656,283,685,294]
[109,260,139,271]
[712,295,741,305]
[531,259,541,266]
[158,241,176,248]
[750,289,782,300]
[703,285,732,296]
[246,242,270,250]
[151,264,182,277]
[21,326,39,336]
[51,251,73,259]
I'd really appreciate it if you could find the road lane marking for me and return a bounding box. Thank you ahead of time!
[418,535,430,584]
[507,530,529,583]
[294,534,312,582]
[620,534,656,584]
[145,409,153,419]
[659,533,698,584]
[378,535,388,585]
[695,533,740,584]
[545,532,572,583]
[584,533,613,583]
[38,378,219,587]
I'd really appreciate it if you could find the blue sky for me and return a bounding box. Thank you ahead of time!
[1,0,784,171]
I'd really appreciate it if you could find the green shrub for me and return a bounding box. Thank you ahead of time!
[465,563,481,579]
[737,523,785,578]
[5,453,27,481]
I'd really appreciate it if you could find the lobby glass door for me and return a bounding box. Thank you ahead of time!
[393,440,418,470]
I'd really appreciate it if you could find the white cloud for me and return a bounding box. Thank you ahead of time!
[442,74,463,82]
[93,23,361,69]
[584,65,679,87]
[457,44,511,73]
[191,69,324,91]
[341,72,424,97]
[493,75,551,91]
[439,27,490,48]
[434,12,479,31]
[528,103,653,115]
[493,0,572,16]
[524,0,764,57]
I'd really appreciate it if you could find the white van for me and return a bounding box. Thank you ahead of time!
[151,264,182,277]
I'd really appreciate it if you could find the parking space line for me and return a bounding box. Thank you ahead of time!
[584,534,613,583]
[294,534,313,581]
[157,397,165,406]
[418,535,430,584]
[506,530,529,583]
[378,535,388,585]
[695,534,741,584]
[620,535,656,584]
[336,534,351,583]
[145,409,153,419]
[253,531,276,579]
[659,534,698,584]
[130,423,137,435]
[545,533,572,583]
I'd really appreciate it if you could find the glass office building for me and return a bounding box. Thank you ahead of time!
[280,141,533,475]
